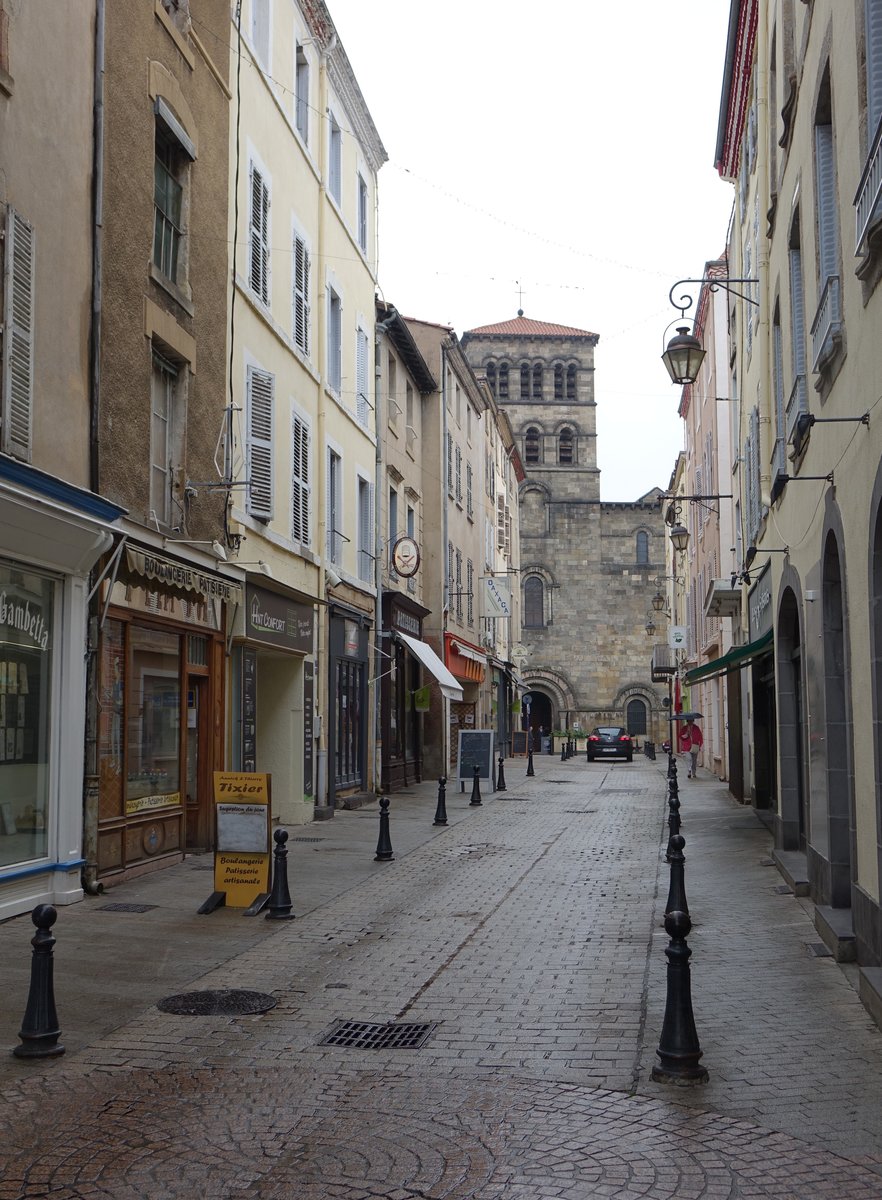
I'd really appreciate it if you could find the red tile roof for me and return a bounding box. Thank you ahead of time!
[464,315,599,340]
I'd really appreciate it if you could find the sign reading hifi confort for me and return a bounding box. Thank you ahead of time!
[246,584,313,653]
[212,771,272,907]
[749,561,773,641]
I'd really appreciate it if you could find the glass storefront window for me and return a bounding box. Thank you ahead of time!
[0,563,55,867]
[126,627,181,810]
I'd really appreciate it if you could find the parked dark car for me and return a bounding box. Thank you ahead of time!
[585,726,633,763]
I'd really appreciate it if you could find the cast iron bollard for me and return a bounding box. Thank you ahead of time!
[266,828,296,920]
[666,792,682,860]
[433,777,448,826]
[375,795,394,861]
[651,907,708,1085]
[13,904,64,1059]
[496,754,507,791]
[664,832,689,917]
[526,745,535,777]
[668,754,678,781]
[470,764,482,806]
[560,740,566,762]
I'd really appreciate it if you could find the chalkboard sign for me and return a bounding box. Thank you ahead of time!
[457,729,495,783]
[511,731,528,756]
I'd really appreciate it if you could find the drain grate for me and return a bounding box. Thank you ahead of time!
[806,942,833,958]
[158,989,277,1016]
[496,797,531,802]
[563,810,597,815]
[320,1019,437,1050]
[291,836,325,842]
[97,903,158,913]
[772,884,793,895]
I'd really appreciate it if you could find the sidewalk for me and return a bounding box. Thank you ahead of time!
[2,753,882,1198]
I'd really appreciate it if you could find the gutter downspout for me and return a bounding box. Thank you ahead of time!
[315,35,332,811]
[440,342,451,777]
[83,0,107,896]
[374,308,398,796]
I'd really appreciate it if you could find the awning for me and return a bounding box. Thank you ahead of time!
[396,632,464,701]
[451,640,486,664]
[124,547,243,605]
[685,629,773,685]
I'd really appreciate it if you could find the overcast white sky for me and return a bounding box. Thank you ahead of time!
[329,0,736,500]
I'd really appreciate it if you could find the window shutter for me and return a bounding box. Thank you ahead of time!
[356,328,369,424]
[293,235,310,354]
[249,166,269,303]
[291,413,310,545]
[815,124,838,285]
[246,366,274,520]
[789,246,806,375]
[496,494,505,548]
[869,0,882,135]
[358,479,373,581]
[2,208,34,460]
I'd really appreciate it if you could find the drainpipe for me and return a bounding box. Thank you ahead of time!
[374,307,398,796]
[440,342,451,777]
[83,0,107,896]
[315,33,332,809]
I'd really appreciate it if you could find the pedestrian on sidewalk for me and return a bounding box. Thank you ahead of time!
[678,719,703,778]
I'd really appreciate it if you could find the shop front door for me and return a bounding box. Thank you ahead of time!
[185,675,211,851]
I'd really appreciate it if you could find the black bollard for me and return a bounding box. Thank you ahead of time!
[265,828,296,920]
[375,796,394,860]
[651,908,708,1085]
[560,740,566,762]
[433,777,448,826]
[496,754,507,791]
[664,832,689,917]
[666,792,682,859]
[469,764,482,806]
[13,905,64,1059]
[526,746,535,777]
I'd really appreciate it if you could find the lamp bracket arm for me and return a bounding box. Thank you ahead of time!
[668,277,759,317]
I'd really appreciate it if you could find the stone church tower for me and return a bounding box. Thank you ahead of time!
[461,314,669,744]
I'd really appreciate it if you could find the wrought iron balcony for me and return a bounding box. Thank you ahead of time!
[810,275,841,373]
[651,644,676,679]
[855,114,882,256]
[785,373,807,445]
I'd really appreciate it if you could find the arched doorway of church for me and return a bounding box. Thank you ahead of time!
[522,690,553,747]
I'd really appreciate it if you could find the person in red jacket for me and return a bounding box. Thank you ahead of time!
[679,719,703,778]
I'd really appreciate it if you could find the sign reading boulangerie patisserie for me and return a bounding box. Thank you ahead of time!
[246,584,313,653]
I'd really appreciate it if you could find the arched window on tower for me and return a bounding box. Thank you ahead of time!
[498,362,509,399]
[524,426,541,465]
[520,363,530,399]
[566,363,577,400]
[558,427,574,465]
[532,362,543,399]
[554,364,564,400]
[524,576,545,627]
[636,530,649,564]
[486,362,497,396]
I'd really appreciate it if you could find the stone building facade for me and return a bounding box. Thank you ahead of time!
[461,315,670,745]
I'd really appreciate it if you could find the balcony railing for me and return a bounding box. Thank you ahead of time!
[855,113,882,255]
[651,644,676,679]
[785,373,807,445]
[810,275,841,373]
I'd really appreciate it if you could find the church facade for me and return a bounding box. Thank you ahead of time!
[461,315,670,746]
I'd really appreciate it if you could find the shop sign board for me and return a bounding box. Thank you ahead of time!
[210,772,271,908]
[456,729,495,784]
[245,585,313,653]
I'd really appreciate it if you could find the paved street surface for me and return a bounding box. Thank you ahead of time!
[2,754,882,1197]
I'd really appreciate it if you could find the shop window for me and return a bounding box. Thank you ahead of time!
[125,628,182,810]
[0,564,54,867]
[335,657,364,786]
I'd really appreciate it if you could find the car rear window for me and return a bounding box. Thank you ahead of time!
[596,727,624,737]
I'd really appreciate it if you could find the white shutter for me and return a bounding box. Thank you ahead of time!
[815,124,838,285]
[2,208,34,460]
[496,494,505,548]
[356,327,369,424]
[246,366,274,520]
[249,165,269,303]
[291,412,310,545]
[293,235,310,354]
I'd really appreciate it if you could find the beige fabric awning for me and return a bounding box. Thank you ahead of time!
[125,547,243,606]
[397,632,464,701]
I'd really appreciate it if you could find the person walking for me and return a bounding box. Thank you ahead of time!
[679,718,703,778]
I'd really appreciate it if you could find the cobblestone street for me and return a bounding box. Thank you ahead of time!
[2,755,882,1197]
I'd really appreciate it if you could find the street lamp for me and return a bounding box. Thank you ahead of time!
[646,616,657,638]
[670,523,690,554]
[652,590,666,613]
[662,276,758,387]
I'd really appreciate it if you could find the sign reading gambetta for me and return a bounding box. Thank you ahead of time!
[0,590,50,651]
[245,584,314,653]
[125,548,242,606]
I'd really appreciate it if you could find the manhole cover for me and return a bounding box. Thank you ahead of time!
[97,903,158,913]
[320,1020,437,1049]
[157,989,277,1016]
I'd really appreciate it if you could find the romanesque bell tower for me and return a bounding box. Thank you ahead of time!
[461,314,668,744]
